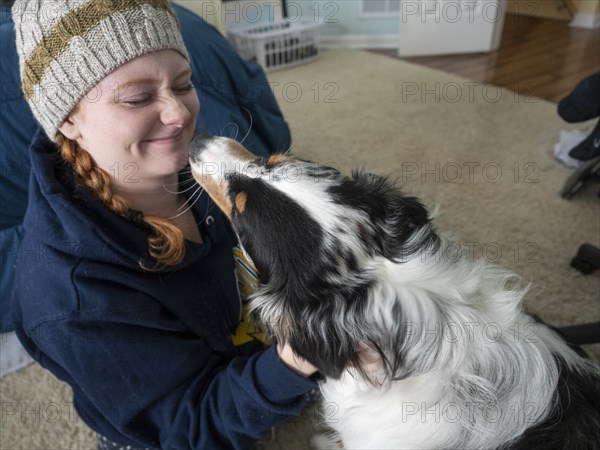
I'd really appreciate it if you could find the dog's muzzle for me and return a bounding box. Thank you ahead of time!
[188,135,259,218]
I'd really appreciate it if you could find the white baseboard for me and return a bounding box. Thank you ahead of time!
[570,12,600,29]
[320,34,398,49]
[0,332,33,378]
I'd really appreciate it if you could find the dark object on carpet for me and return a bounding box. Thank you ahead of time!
[558,71,600,161]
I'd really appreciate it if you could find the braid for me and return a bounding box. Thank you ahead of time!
[55,134,186,269]
[145,215,186,267]
[57,134,130,215]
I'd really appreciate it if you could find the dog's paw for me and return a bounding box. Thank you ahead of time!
[310,432,343,450]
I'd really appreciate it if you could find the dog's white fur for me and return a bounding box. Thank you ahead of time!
[312,236,589,448]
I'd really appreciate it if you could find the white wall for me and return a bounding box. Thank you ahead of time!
[174,0,286,32]
[172,0,227,34]
[290,0,400,48]
[174,1,402,48]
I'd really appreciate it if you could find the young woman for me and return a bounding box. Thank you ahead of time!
[11,1,318,449]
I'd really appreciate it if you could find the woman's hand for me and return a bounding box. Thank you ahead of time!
[276,342,319,378]
[276,341,383,378]
[355,342,384,372]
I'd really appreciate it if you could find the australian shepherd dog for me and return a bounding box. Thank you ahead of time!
[189,136,600,449]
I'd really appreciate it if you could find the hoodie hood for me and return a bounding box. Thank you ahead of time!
[24,128,211,272]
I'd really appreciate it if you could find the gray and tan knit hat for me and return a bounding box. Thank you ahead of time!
[12,0,189,140]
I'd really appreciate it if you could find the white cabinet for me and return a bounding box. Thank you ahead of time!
[398,0,507,56]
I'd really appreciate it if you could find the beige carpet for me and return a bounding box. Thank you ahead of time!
[1,49,598,450]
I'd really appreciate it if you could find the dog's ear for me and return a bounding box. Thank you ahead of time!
[348,170,435,260]
[287,328,356,379]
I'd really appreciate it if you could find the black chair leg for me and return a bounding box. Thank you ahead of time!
[557,322,600,346]
[571,244,600,274]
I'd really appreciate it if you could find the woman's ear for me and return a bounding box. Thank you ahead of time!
[57,111,82,141]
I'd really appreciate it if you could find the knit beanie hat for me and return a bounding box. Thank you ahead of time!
[12,0,189,140]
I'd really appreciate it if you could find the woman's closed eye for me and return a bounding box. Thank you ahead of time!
[173,83,195,95]
[121,84,195,107]
[122,94,153,107]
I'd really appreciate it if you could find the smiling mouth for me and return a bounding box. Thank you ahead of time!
[144,129,185,143]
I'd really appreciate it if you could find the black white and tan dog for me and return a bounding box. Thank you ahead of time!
[189,136,600,449]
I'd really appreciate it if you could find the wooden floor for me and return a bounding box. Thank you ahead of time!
[369,14,600,103]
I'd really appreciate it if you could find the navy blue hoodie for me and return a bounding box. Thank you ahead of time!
[11,129,316,449]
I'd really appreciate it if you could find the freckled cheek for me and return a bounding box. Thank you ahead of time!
[80,105,154,163]
[186,94,201,126]
[122,115,160,147]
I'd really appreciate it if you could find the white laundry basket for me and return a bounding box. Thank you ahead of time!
[229,20,323,72]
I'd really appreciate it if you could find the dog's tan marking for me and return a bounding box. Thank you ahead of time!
[267,154,294,165]
[227,139,256,162]
[235,192,247,214]
[191,170,233,218]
